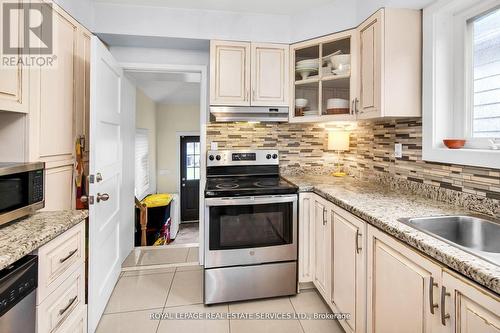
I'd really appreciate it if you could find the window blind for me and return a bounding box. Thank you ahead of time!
[135,129,150,200]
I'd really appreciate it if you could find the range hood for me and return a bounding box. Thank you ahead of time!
[210,106,289,122]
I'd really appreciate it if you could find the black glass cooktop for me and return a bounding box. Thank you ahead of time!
[205,176,298,197]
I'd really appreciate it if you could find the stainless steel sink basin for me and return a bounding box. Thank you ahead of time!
[398,215,500,266]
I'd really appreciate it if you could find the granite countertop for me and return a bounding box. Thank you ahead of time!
[283,174,500,294]
[0,210,88,271]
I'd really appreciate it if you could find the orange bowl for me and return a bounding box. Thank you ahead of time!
[443,139,466,149]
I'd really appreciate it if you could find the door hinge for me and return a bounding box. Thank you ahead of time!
[89,174,95,183]
[88,195,94,205]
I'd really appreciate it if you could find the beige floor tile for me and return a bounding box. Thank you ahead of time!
[157,303,229,333]
[229,297,304,333]
[176,264,202,272]
[165,270,203,307]
[96,308,161,333]
[186,247,199,262]
[105,273,174,313]
[289,290,345,333]
[122,267,176,277]
[122,248,189,267]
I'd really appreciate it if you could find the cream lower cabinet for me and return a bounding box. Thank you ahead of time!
[442,270,500,333]
[299,193,500,333]
[36,222,86,333]
[367,225,442,333]
[312,195,332,300]
[298,193,315,283]
[331,207,367,333]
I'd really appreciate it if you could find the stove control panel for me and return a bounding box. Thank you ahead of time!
[207,150,279,166]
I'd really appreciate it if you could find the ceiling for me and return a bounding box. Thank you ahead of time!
[92,0,335,15]
[125,71,201,105]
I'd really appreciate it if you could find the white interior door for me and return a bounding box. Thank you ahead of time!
[88,37,124,333]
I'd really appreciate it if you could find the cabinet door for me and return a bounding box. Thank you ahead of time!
[331,208,366,333]
[29,4,78,163]
[443,271,500,333]
[313,197,331,299]
[298,193,314,283]
[357,10,382,118]
[367,226,442,333]
[210,40,250,106]
[44,164,74,210]
[0,0,28,113]
[251,43,289,106]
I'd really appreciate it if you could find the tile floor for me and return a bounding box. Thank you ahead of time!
[97,266,345,333]
[171,222,199,245]
[122,246,199,268]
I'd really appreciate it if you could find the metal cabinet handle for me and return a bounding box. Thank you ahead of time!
[429,277,439,314]
[97,193,110,203]
[355,229,362,254]
[354,98,359,114]
[323,208,327,225]
[440,286,451,325]
[351,99,355,115]
[59,296,77,316]
[59,249,78,263]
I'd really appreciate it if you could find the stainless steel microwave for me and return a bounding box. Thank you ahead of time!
[0,162,45,226]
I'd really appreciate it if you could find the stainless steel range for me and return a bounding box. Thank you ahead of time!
[204,149,298,304]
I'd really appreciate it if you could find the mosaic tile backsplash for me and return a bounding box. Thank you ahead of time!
[206,119,500,202]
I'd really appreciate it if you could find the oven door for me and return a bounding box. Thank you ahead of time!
[204,194,297,268]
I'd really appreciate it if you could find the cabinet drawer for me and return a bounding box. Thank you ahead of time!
[54,305,87,333]
[37,223,85,303]
[37,264,85,333]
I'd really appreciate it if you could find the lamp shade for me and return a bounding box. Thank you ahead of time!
[328,131,350,151]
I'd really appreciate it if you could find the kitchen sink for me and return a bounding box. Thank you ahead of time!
[398,215,500,266]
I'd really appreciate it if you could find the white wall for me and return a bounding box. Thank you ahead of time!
[355,0,434,22]
[291,1,358,42]
[54,0,94,29]
[135,89,157,195]
[93,2,292,43]
[111,46,209,67]
[156,102,200,194]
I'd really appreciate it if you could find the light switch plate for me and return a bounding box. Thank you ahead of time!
[395,143,403,158]
[210,142,218,150]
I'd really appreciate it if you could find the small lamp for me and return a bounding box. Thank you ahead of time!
[328,130,350,177]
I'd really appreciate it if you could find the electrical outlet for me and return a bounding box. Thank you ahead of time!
[395,143,403,158]
[210,142,218,150]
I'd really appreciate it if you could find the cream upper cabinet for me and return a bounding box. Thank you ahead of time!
[312,196,332,300]
[290,29,358,123]
[251,43,289,106]
[210,40,289,107]
[210,40,251,106]
[442,270,500,333]
[356,8,422,119]
[298,193,315,283]
[0,0,29,113]
[367,225,442,333]
[331,207,366,333]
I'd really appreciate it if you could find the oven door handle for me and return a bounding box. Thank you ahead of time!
[205,194,297,206]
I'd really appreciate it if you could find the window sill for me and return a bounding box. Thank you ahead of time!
[422,146,500,168]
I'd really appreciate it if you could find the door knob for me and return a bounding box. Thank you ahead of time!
[80,195,88,203]
[96,173,103,182]
[97,193,110,203]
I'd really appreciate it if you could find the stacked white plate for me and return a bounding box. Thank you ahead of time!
[296,59,319,80]
[303,110,318,116]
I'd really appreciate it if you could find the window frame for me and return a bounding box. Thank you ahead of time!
[422,0,500,168]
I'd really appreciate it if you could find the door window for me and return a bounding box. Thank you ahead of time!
[186,142,200,180]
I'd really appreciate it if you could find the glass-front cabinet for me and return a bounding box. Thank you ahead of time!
[290,29,358,123]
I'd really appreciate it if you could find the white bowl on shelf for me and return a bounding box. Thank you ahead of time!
[296,68,317,80]
[330,54,351,70]
[295,98,308,108]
